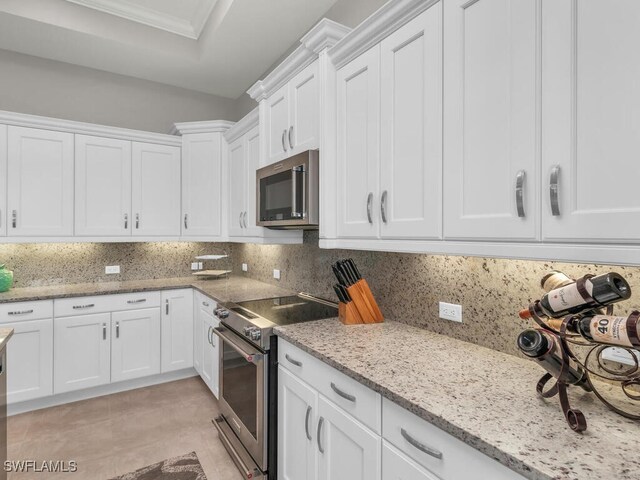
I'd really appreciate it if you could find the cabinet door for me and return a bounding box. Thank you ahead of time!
[228,136,247,237]
[289,61,319,155]
[542,0,640,242]
[336,46,381,239]
[380,4,442,239]
[182,133,222,237]
[54,313,111,394]
[201,312,219,397]
[279,367,318,480]
[317,396,381,480]
[131,142,181,236]
[161,289,194,373]
[245,126,260,236]
[266,83,290,163]
[4,318,53,403]
[0,125,6,237]
[7,126,74,236]
[194,293,215,376]
[75,135,131,236]
[443,0,538,241]
[382,442,439,480]
[111,308,160,382]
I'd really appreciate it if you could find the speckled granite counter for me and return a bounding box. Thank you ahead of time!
[0,276,294,305]
[275,319,639,480]
[0,328,14,351]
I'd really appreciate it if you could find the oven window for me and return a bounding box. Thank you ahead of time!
[222,342,258,439]
[259,170,294,222]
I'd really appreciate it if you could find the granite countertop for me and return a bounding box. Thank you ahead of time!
[0,328,14,351]
[0,276,294,305]
[275,319,640,480]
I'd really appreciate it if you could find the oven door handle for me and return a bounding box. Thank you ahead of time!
[212,327,262,364]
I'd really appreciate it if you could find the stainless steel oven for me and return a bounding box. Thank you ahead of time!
[212,325,268,478]
[256,150,319,229]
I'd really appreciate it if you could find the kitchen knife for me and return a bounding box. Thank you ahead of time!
[332,264,348,286]
[342,260,359,284]
[338,284,352,302]
[335,261,354,286]
[333,284,347,303]
[347,258,362,280]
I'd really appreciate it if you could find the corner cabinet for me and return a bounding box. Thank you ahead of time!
[7,126,74,236]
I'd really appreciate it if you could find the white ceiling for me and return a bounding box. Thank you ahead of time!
[0,0,339,98]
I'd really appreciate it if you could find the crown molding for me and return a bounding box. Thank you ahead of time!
[170,120,235,136]
[247,18,350,101]
[223,107,258,142]
[329,0,440,69]
[300,18,352,54]
[0,110,181,146]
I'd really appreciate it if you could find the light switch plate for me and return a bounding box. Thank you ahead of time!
[105,265,120,275]
[190,262,198,271]
[439,302,462,323]
[242,263,248,272]
[273,269,281,280]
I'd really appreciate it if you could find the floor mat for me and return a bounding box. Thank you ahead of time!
[109,451,207,480]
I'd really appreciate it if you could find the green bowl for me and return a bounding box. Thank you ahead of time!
[0,265,13,292]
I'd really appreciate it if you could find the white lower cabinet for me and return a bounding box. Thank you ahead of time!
[4,318,53,403]
[194,291,219,397]
[382,442,438,480]
[111,308,161,382]
[54,312,111,394]
[161,289,194,373]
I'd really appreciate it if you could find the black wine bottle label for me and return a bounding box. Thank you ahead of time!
[547,281,593,312]
[588,315,634,347]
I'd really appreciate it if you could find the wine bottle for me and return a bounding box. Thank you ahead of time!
[519,272,631,320]
[517,329,592,391]
[564,313,640,348]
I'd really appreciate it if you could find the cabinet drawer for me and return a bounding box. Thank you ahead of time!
[0,300,53,323]
[279,340,381,433]
[54,292,161,317]
[382,398,524,480]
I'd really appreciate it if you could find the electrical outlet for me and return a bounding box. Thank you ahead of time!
[601,346,640,366]
[242,263,248,272]
[273,269,281,280]
[198,262,203,270]
[105,265,120,275]
[190,262,198,271]
[439,302,462,323]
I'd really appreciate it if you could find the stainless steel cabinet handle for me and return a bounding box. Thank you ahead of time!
[165,300,169,315]
[12,210,16,229]
[243,211,248,228]
[135,213,140,229]
[285,353,302,367]
[184,213,188,230]
[8,309,33,316]
[127,299,146,304]
[305,406,312,441]
[73,304,95,310]
[366,193,373,224]
[124,213,128,229]
[288,126,294,150]
[317,417,325,454]
[116,321,120,339]
[515,170,526,218]
[282,130,288,152]
[202,301,210,307]
[208,326,212,345]
[381,191,388,224]
[239,212,243,228]
[550,165,561,216]
[102,323,107,340]
[401,428,443,459]
[330,382,356,402]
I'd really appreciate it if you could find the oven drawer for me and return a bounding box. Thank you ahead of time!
[279,340,381,433]
[0,300,53,323]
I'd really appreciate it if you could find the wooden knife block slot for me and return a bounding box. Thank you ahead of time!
[339,280,384,325]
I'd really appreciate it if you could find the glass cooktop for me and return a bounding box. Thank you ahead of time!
[235,294,338,326]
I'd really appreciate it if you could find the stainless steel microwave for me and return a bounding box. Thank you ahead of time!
[256,150,319,229]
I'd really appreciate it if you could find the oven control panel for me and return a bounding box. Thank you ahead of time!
[243,326,262,342]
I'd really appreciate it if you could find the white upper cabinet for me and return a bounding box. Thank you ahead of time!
[181,132,223,237]
[0,125,6,237]
[336,45,381,239]
[289,61,320,155]
[7,126,74,236]
[228,134,247,238]
[265,61,320,165]
[245,126,261,235]
[380,3,442,239]
[131,142,181,236]
[75,135,131,236]
[443,0,538,241]
[542,0,640,243]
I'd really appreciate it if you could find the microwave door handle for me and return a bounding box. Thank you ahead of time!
[291,167,298,218]
[301,165,307,219]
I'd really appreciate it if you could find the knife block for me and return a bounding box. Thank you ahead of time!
[339,281,384,325]
[338,301,365,325]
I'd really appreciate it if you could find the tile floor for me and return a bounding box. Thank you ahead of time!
[7,377,241,479]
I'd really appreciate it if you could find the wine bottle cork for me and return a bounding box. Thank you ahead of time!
[540,270,574,292]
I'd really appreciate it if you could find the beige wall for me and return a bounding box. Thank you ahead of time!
[0,49,238,133]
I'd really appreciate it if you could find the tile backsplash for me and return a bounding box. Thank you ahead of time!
[0,242,234,287]
[234,232,640,357]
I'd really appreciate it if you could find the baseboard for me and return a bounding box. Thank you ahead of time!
[8,368,198,416]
